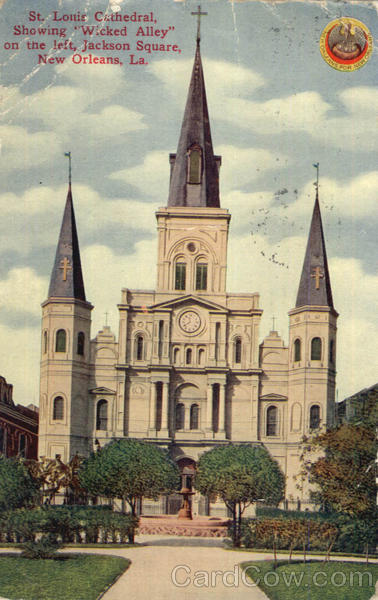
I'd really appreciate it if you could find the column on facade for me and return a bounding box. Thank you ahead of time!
[218,383,226,433]
[149,383,157,430]
[206,384,213,430]
[161,381,169,430]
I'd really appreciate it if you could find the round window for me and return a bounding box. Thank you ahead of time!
[187,242,196,253]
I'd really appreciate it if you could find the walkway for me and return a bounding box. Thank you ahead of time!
[86,535,271,599]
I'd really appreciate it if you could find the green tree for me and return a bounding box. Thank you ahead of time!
[79,439,180,541]
[301,424,376,517]
[300,423,377,560]
[0,456,39,511]
[195,444,285,546]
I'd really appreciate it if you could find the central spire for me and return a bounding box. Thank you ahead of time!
[167,13,220,208]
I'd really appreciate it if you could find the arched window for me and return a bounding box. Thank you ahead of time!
[311,337,322,360]
[186,348,192,365]
[266,406,278,436]
[155,383,162,430]
[53,396,64,420]
[212,384,219,433]
[175,403,185,430]
[158,320,164,359]
[187,145,202,184]
[215,322,221,361]
[77,332,85,356]
[136,336,144,361]
[173,347,180,364]
[196,262,208,291]
[96,400,108,430]
[0,427,5,454]
[19,434,26,457]
[55,329,66,353]
[190,404,199,429]
[329,340,334,364]
[310,405,320,429]
[198,348,205,365]
[43,331,48,354]
[294,338,301,362]
[175,262,186,290]
[234,338,242,364]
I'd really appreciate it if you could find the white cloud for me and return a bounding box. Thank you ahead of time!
[110,150,170,198]
[0,125,62,171]
[0,267,47,316]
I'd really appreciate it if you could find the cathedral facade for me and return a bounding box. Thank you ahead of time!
[38,38,338,510]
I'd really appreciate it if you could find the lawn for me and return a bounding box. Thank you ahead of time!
[241,560,378,600]
[0,553,130,600]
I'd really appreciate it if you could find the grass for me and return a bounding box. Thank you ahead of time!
[241,560,378,600]
[0,553,130,600]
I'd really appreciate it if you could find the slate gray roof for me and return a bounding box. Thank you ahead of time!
[48,185,86,301]
[296,192,334,309]
[168,41,220,207]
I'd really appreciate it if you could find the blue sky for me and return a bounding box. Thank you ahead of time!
[0,0,377,405]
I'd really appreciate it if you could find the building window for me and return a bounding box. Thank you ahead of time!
[96,399,108,430]
[212,384,219,433]
[187,146,202,184]
[53,396,64,420]
[186,348,192,365]
[190,404,199,429]
[19,434,26,457]
[329,340,334,364]
[311,337,322,360]
[175,403,185,430]
[43,331,48,354]
[198,348,205,365]
[196,263,208,291]
[294,338,301,362]
[266,406,278,436]
[175,262,186,290]
[234,338,242,364]
[77,332,85,356]
[136,336,144,361]
[158,320,164,359]
[173,347,180,364]
[55,329,66,353]
[310,405,320,429]
[155,383,162,431]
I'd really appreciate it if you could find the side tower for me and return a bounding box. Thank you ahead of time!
[39,177,93,461]
[287,185,338,499]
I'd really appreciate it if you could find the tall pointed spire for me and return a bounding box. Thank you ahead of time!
[296,187,334,309]
[48,165,86,301]
[168,20,220,208]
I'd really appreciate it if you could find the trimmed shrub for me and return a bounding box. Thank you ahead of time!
[20,534,62,559]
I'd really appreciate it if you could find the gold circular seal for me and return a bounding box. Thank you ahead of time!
[320,17,373,71]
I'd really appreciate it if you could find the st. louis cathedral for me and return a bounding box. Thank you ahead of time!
[38,29,338,512]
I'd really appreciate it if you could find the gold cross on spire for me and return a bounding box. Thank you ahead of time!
[60,257,72,281]
[191,5,208,43]
[311,266,324,289]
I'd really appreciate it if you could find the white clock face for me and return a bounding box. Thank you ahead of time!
[179,311,201,333]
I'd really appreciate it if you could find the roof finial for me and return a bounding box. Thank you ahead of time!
[191,5,208,44]
[65,151,72,187]
[313,162,319,196]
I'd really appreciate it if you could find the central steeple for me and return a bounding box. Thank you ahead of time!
[168,31,221,207]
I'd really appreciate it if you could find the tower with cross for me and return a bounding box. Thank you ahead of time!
[38,155,94,460]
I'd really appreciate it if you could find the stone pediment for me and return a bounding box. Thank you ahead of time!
[260,393,287,402]
[89,387,116,395]
[150,294,228,313]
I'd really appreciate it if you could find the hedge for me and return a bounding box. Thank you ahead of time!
[0,506,139,545]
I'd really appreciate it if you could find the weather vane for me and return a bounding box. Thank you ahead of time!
[65,151,72,186]
[191,5,207,44]
[313,162,319,194]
